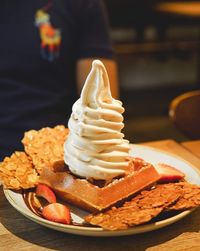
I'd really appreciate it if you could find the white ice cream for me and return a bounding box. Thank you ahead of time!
[64,60,130,180]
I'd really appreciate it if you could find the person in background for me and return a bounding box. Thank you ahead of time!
[0,0,118,160]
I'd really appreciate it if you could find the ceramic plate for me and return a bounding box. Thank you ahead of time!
[4,144,200,237]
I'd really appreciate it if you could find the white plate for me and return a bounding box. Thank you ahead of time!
[4,144,200,237]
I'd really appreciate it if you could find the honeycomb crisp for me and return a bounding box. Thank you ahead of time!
[22,125,69,174]
[0,152,39,190]
[85,183,182,230]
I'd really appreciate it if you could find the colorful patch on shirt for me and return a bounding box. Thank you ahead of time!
[35,2,61,62]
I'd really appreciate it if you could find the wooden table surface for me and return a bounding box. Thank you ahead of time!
[156,2,200,17]
[1,139,200,251]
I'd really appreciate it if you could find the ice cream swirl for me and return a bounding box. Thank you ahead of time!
[64,60,130,180]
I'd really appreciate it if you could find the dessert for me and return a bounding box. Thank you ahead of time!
[39,60,160,212]
[1,59,200,231]
[64,60,130,181]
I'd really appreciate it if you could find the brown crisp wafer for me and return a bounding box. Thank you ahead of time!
[22,125,69,174]
[85,183,182,230]
[127,183,183,209]
[0,152,39,190]
[166,182,200,211]
[86,207,163,231]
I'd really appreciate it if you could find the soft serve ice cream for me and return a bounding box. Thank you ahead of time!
[64,60,130,180]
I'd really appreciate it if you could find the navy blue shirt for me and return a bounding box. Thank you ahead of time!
[0,0,113,159]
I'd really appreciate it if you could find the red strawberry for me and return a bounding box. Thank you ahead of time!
[42,203,71,224]
[155,163,185,183]
[36,183,57,204]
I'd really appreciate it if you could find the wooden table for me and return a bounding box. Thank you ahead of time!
[1,139,200,251]
[156,2,200,17]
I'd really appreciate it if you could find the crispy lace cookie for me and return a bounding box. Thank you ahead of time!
[22,125,69,174]
[0,152,39,190]
[166,182,200,211]
[85,183,182,230]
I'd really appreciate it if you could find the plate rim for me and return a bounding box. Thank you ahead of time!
[3,144,200,236]
[130,143,200,176]
[3,188,193,236]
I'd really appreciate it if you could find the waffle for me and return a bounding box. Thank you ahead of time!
[39,162,160,212]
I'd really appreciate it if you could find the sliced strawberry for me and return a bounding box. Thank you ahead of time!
[155,163,185,183]
[36,183,57,204]
[42,203,71,224]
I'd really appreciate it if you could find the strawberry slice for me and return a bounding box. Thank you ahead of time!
[36,183,57,204]
[42,203,71,224]
[155,163,185,183]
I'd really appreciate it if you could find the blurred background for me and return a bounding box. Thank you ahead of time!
[103,0,200,143]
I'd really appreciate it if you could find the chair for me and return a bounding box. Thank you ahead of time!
[169,90,200,139]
